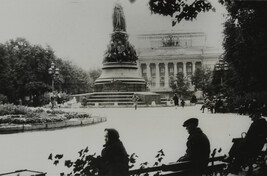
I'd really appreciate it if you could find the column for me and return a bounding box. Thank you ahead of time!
[192,61,196,75]
[183,62,187,76]
[147,62,151,80]
[155,63,160,88]
[165,63,169,88]
[174,62,177,77]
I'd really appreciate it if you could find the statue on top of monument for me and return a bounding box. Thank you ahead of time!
[103,3,138,64]
[113,3,126,32]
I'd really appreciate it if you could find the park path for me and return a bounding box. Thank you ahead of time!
[0,105,251,175]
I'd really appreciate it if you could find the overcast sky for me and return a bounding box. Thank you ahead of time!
[0,0,226,70]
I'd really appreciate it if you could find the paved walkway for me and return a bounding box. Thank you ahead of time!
[0,105,252,175]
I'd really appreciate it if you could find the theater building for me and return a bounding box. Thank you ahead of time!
[136,31,222,98]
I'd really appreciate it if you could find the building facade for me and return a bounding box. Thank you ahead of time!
[136,31,222,98]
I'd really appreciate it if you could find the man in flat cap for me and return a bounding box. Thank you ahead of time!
[178,118,210,175]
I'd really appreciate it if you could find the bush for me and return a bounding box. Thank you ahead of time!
[64,112,92,119]
[0,104,92,124]
[0,104,29,116]
[0,94,8,104]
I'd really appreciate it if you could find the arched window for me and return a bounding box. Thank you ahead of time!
[195,62,202,70]
[141,64,147,79]
[186,62,192,75]
[177,62,183,73]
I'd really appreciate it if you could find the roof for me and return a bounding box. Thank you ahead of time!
[138,47,222,58]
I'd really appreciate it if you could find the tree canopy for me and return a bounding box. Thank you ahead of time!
[222,1,267,93]
[149,0,214,26]
[0,38,96,104]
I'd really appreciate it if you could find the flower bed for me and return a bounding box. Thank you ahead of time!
[0,104,92,125]
[0,104,107,133]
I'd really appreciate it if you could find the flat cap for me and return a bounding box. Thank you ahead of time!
[183,118,198,127]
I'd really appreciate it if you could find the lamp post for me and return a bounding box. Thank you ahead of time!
[48,61,59,92]
[215,59,229,86]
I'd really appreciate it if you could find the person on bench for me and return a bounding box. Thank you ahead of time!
[227,111,267,173]
[97,128,129,176]
[178,118,211,175]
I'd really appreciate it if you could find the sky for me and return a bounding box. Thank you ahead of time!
[0,0,227,70]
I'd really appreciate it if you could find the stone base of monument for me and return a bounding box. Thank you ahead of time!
[94,62,146,92]
[72,92,161,107]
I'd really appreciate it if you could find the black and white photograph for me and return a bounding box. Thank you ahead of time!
[0,0,267,175]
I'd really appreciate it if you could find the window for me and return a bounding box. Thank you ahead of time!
[141,64,147,78]
[177,63,183,73]
[195,62,202,70]
[168,63,174,77]
[160,77,165,87]
[150,64,156,76]
[186,62,192,75]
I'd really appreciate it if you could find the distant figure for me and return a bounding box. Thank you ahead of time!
[178,118,210,175]
[209,99,215,113]
[132,94,139,110]
[190,95,197,104]
[173,93,179,109]
[18,99,22,106]
[227,111,267,173]
[214,98,223,113]
[98,128,129,176]
[200,98,210,113]
[181,99,185,108]
[57,92,62,108]
[82,96,87,107]
[50,94,56,110]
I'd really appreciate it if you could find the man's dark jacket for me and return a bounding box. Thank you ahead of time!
[180,127,210,173]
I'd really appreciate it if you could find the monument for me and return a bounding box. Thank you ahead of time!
[94,3,146,92]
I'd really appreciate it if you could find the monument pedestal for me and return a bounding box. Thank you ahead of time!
[94,62,146,92]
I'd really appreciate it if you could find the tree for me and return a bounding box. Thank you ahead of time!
[0,38,54,103]
[170,72,190,98]
[221,1,267,93]
[0,38,93,104]
[148,0,214,26]
[191,67,212,93]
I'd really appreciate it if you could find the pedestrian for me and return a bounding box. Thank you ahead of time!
[97,128,129,176]
[214,98,223,113]
[132,93,139,110]
[172,93,179,109]
[57,92,62,108]
[178,118,210,175]
[181,99,185,108]
[51,94,56,110]
[226,111,267,174]
[82,96,87,107]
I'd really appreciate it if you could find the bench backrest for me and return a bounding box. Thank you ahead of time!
[129,156,227,176]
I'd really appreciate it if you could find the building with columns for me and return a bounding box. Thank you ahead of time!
[136,31,222,98]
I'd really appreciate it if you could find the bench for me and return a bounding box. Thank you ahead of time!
[226,134,267,175]
[129,155,227,176]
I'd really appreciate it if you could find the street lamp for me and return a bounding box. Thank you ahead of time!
[48,61,60,92]
[215,59,229,86]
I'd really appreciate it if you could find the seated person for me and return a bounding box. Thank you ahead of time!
[227,111,267,172]
[178,118,210,175]
[200,99,211,113]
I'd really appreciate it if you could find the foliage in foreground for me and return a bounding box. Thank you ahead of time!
[49,148,165,176]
